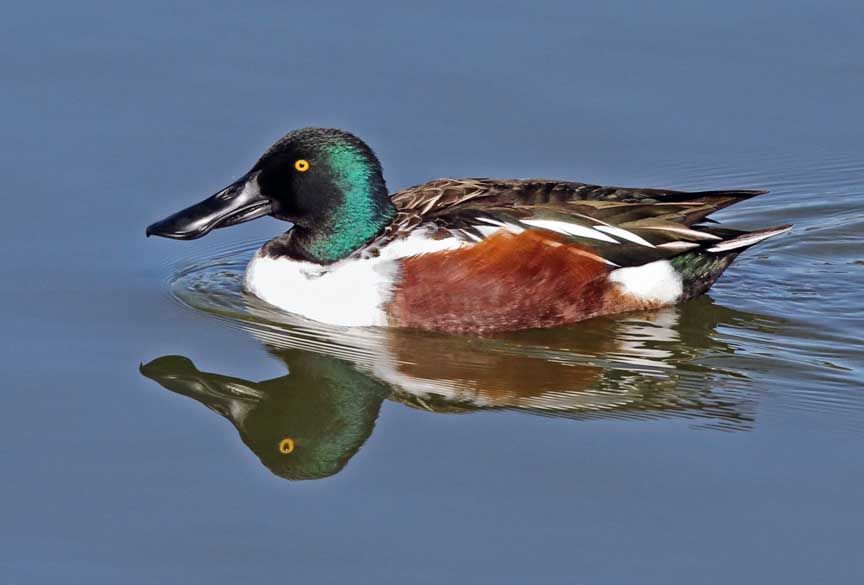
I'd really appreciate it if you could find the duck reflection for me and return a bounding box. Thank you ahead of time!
[141,353,388,481]
[141,296,779,481]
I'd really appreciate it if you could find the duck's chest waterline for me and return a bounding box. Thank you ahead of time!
[244,252,398,327]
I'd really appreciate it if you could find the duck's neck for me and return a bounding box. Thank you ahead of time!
[264,194,396,265]
[293,200,396,264]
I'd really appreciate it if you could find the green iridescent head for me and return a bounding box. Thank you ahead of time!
[147,127,396,264]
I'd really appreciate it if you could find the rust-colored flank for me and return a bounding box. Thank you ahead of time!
[388,230,627,334]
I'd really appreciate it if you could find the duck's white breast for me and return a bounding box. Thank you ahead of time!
[244,228,467,327]
[245,252,397,326]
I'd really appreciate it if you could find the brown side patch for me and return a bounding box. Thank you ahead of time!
[387,230,616,334]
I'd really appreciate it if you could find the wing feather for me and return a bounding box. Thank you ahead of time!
[362,178,773,267]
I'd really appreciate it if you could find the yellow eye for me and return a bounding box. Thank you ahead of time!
[278,437,295,454]
[294,159,310,172]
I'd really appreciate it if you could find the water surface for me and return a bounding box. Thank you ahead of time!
[2,1,863,583]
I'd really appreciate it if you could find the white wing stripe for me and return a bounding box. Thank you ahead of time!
[521,219,619,243]
[657,241,700,250]
[594,226,655,247]
[476,216,524,234]
[639,226,723,241]
[476,217,506,226]
[706,226,791,252]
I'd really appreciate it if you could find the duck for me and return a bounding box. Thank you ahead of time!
[147,127,790,334]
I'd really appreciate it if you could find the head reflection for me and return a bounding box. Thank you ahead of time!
[140,352,388,480]
[141,297,777,481]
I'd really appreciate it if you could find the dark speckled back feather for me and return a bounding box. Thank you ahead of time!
[354,178,773,267]
[391,178,765,216]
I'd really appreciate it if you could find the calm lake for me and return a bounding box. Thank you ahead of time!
[2,1,862,583]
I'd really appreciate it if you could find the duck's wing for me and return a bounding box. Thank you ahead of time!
[387,178,773,267]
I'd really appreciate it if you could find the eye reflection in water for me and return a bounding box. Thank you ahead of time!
[141,353,388,481]
[140,295,786,482]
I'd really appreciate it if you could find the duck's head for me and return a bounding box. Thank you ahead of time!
[146,128,396,263]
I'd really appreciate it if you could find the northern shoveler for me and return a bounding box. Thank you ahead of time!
[147,127,790,333]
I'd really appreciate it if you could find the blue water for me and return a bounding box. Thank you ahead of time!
[2,1,863,583]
